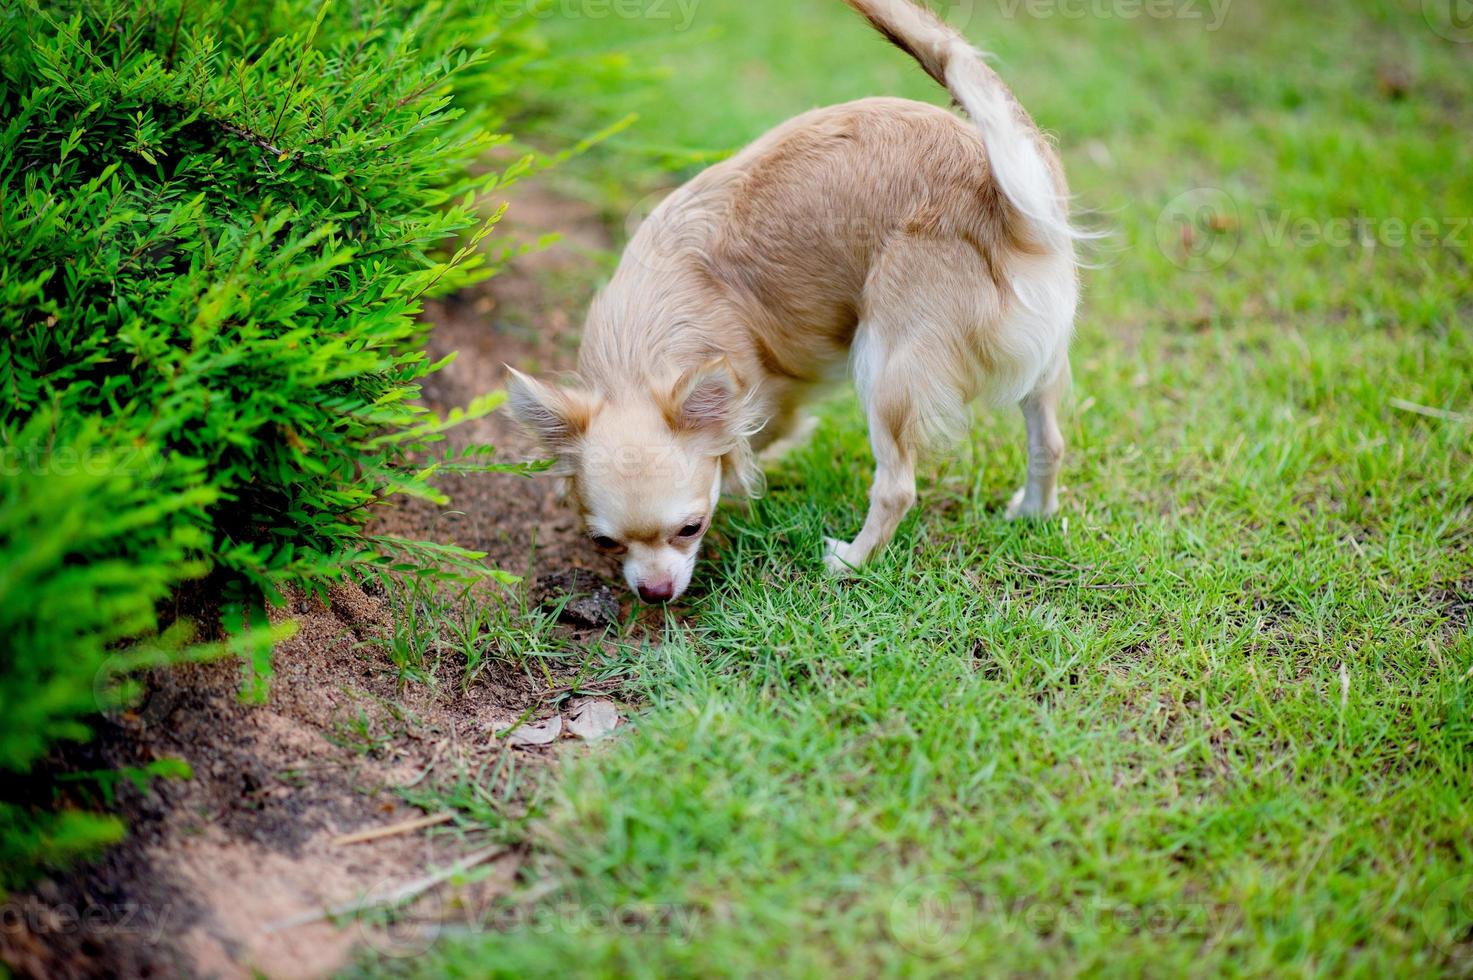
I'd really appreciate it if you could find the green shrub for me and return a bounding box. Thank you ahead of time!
[0,0,580,890]
[0,412,207,890]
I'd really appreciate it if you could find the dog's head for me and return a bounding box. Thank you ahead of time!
[506,359,762,604]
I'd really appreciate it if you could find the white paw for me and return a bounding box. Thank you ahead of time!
[1005,488,1058,521]
[823,537,860,578]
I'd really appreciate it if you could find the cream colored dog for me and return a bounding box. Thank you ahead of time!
[509,0,1081,604]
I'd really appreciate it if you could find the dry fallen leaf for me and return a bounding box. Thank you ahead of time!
[501,715,562,746]
[566,698,619,740]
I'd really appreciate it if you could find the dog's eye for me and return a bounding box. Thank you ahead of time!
[677,522,704,539]
[591,535,622,551]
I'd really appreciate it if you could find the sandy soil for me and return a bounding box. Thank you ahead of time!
[0,183,648,980]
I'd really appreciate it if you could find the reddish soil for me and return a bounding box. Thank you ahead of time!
[0,183,651,980]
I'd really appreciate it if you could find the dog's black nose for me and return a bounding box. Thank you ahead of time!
[638,581,675,604]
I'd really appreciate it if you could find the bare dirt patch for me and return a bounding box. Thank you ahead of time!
[0,184,647,980]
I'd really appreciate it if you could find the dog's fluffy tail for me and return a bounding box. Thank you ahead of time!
[842,0,1079,250]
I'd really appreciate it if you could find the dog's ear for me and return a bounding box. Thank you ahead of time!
[505,368,595,456]
[663,358,742,438]
[663,358,768,498]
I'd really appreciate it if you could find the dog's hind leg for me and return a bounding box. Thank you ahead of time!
[1006,357,1069,520]
[824,324,969,575]
[825,237,999,575]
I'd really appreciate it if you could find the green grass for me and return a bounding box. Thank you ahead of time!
[367,578,582,689]
[364,0,1472,974]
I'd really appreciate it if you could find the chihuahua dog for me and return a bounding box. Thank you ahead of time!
[508,0,1081,603]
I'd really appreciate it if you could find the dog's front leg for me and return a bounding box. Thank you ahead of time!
[824,409,916,576]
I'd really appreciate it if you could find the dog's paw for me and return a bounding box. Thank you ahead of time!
[1005,488,1059,521]
[823,537,860,578]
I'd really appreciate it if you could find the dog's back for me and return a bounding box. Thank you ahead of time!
[580,0,1080,402]
[582,99,1008,379]
[700,98,1023,370]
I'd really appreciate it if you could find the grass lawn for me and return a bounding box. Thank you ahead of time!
[366,0,1471,974]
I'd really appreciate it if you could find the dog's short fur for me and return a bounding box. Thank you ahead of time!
[509,0,1081,603]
